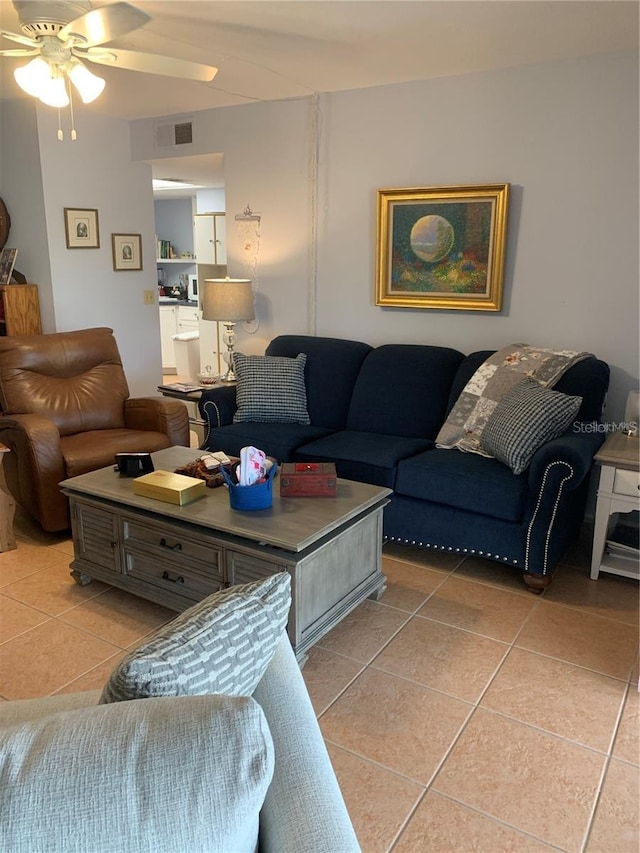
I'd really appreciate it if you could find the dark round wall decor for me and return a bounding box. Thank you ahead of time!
[0,198,10,250]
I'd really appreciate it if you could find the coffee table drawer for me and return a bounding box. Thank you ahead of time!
[122,519,223,575]
[124,550,224,601]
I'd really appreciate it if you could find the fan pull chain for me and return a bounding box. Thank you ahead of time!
[68,80,77,141]
[57,107,63,142]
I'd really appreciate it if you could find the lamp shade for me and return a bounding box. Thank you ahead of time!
[15,58,70,107]
[68,61,105,104]
[202,278,254,322]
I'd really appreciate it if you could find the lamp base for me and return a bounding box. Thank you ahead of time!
[220,367,236,382]
[221,322,237,382]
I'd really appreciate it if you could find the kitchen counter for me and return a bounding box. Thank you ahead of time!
[159,299,198,307]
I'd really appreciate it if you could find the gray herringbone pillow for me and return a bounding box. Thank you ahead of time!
[233,352,310,424]
[481,377,582,475]
[99,573,291,704]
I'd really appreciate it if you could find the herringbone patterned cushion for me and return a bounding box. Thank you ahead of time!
[233,352,310,424]
[99,573,291,703]
[481,377,582,474]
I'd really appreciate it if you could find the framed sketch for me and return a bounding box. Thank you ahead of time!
[375,184,510,311]
[64,208,100,249]
[112,233,142,271]
[0,247,18,285]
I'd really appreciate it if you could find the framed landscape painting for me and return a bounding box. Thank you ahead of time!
[375,184,510,311]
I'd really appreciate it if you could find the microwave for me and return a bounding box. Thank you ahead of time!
[187,275,198,302]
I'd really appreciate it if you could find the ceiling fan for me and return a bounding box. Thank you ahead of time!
[0,0,217,113]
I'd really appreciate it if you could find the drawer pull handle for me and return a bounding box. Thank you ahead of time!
[159,538,182,551]
[162,571,185,584]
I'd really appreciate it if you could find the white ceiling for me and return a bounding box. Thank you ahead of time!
[1,0,638,189]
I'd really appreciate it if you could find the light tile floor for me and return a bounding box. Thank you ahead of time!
[1,506,638,853]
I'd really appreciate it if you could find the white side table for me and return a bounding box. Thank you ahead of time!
[590,432,639,580]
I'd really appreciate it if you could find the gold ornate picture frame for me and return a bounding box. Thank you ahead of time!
[375,184,510,311]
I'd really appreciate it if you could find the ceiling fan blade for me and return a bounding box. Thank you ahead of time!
[0,47,39,57]
[58,2,150,47]
[0,29,39,48]
[80,47,217,82]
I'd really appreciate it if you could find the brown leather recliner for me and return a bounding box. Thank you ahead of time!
[0,327,190,531]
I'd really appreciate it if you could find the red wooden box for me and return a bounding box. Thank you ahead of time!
[279,462,337,497]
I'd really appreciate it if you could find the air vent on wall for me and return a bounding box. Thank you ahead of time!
[154,120,193,149]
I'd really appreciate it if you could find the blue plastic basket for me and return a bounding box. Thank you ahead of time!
[221,462,278,510]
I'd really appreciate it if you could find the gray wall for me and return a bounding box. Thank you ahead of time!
[154,198,194,257]
[2,50,638,417]
[315,52,639,421]
[0,101,54,328]
[1,103,162,396]
[131,51,639,420]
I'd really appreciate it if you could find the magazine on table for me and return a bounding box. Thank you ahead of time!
[158,382,206,393]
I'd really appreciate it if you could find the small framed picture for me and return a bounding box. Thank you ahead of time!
[112,233,143,271]
[64,208,100,249]
[0,247,18,284]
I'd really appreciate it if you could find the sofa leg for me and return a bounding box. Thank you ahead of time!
[522,572,552,594]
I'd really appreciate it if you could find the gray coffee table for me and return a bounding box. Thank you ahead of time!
[61,446,391,662]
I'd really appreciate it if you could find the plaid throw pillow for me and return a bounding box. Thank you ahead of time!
[233,352,310,424]
[99,573,291,703]
[481,378,582,475]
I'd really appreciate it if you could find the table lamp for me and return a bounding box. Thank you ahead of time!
[202,278,254,381]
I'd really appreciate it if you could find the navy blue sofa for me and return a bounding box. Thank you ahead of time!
[199,335,610,591]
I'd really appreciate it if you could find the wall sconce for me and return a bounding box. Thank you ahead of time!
[202,278,255,382]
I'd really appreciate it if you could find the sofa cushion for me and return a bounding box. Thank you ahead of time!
[436,344,590,456]
[346,345,465,439]
[395,447,529,521]
[206,422,334,463]
[233,352,310,424]
[446,351,609,425]
[100,573,291,703]
[445,350,494,417]
[0,327,129,435]
[481,378,582,475]
[552,356,610,422]
[61,429,172,478]
[0,694,273,853]
[266,335,373,429]
[296,431,433,488]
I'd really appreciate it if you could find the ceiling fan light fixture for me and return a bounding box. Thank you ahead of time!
[68,60,105,103]
[14,56,69,107]
[37,72,69,108]
[13,56,50,97]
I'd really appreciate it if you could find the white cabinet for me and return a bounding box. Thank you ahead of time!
[590,433,639,581]
[176,305,199,334]
[159,305,177,370]
[194,214,226,265]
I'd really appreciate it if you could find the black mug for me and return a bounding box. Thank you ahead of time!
[114,452,154,477]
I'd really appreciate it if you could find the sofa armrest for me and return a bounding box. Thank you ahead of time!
[527,430,606,492]
[198,385,238,434]
[522,429,605,578]
[253,634,361,853]
[0,414,69,531]
[124,397,189,446]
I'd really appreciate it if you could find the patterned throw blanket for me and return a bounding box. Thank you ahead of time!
[436,343,591,456]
